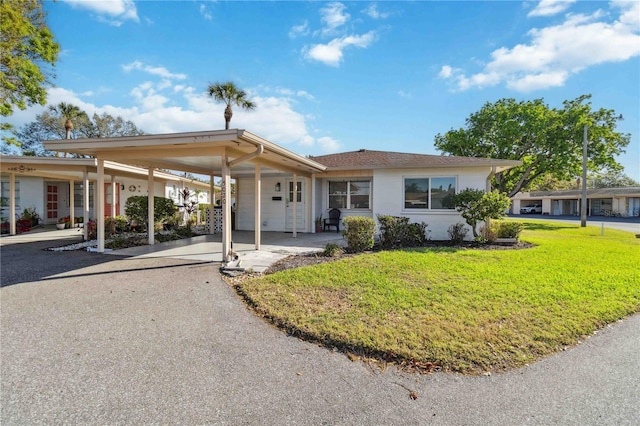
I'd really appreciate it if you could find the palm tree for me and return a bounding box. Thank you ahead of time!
[207,81,256,129]
[49,102,83,139]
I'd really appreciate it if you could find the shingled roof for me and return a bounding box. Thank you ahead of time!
[309,149,521,170]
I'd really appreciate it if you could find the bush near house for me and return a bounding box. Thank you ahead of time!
[341,216,377,253]
[377,215,429,248]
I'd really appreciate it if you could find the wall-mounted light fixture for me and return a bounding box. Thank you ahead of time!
[275,182,281,192]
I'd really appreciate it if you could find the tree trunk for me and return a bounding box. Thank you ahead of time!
[64,119,73,139]
[224,105,233,130]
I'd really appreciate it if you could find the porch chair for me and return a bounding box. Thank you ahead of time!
[323,208,341,233]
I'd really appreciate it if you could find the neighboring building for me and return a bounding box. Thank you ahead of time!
[1,156,211,226]
[512,187,640,217]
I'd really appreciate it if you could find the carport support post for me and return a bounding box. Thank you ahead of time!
[69,179,75,228]
[255,164,261,250]
[97,159,105,252]
[292,173,297,238]
[83,170,89,241]
[9,173,16,235]
[222,154,231,262]
[311,173,316,233]
[148,168,154,246]
[111,176,117,217]
[209,175,215,235]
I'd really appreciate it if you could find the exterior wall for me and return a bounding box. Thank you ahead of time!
[316,171,374,230]
[1,176,45,221]
[236,175,310,232]
[371,167,490,241]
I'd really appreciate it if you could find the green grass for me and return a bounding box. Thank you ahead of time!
[237,221,640,373]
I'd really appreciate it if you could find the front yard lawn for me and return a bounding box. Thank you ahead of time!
[236,221,640,373]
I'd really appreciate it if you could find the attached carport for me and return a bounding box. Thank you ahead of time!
[44,129,326,263]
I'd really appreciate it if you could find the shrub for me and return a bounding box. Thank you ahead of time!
[377,215,429,248]
[451,189,511,238]
[447,223,469,244]
[342,216,376,253]
[124,196,176,229]
[492,220,524,240]
[479,224,497,243]
[322,242,344,257]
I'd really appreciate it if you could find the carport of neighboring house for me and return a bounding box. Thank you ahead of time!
[43,129,326,262]
[1,156,209,238]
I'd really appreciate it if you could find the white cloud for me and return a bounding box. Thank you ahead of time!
[317,137,342,153]
[363,3,389,20]
[61,0,139,26]
[319,2,350,37]
[397,90,412,99]
[304,31,376,66]
[199,4,213,21]
[5,62,336,153]
[122,61,187,80]
[438,65,454,78]
[441,3,640,92]
[528,0,576,18]
[289,21,309,39]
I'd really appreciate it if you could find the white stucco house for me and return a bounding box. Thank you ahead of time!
[1,155,211,235]
[20,129,520,261]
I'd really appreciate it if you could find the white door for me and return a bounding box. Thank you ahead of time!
[285,179,306,231]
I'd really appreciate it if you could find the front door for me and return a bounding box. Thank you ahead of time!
[46,184,58,221]
[285,179,306,231]
[105,183,120,217]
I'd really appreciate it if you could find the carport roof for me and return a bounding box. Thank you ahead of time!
[43,129,326,178]
[0,155,209,189]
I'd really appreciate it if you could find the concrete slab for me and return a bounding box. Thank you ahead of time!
[105,231,345,273]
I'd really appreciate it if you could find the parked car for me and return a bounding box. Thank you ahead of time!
[520,204,542,214]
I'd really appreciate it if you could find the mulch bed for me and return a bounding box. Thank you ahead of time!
[263,240,534,275]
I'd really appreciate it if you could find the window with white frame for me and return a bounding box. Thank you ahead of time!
[328,180,370,209]
[73,182,94,208]
[404,177,456,210]
[1,181,20,216]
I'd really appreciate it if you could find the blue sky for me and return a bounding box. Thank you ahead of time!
[6,0,640,179]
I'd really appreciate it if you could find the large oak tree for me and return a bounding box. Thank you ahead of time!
[434,95,630,197]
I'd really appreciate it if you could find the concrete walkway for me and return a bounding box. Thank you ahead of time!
[106,231,345,272]
[1,227,346,273]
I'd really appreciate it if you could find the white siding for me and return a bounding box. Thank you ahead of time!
[236,176,302,232]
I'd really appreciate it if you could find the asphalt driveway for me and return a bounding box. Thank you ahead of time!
[1,236,639,425]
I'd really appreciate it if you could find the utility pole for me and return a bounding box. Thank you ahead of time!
[580,125,588,227]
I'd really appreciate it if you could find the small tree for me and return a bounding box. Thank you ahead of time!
[451,189,511,238]
[124,196,176,230]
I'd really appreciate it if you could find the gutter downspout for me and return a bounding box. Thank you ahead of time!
[228,144,264,167]
[487,166,497,193]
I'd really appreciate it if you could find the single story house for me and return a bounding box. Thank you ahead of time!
[36,129,520,261]
[512,187,640,217]
[1,155,211,238]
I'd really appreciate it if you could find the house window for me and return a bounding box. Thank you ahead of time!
[1,181,20,218]
[404,177,456,210]
[73,182,94,208]
[328,180,370,209]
